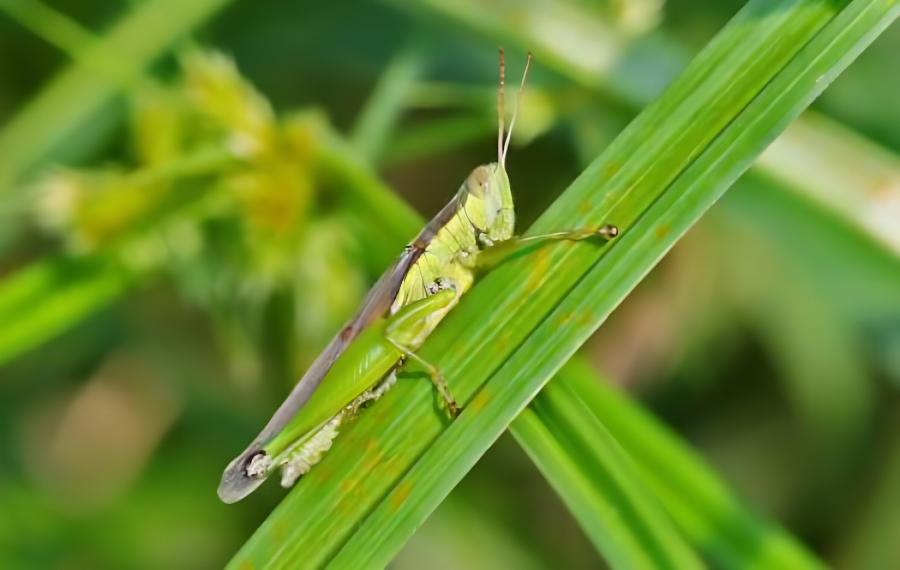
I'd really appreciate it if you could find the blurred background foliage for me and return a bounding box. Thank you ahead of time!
[0,0,897,568]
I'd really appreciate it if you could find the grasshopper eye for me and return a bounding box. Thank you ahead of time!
[466,165,492,197]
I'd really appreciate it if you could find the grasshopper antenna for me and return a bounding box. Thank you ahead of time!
[500,51,531,168]
[497,47,506,167]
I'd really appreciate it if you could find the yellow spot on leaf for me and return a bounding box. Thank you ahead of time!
[390,481,413,511]
[524,248,551,293]
[602,161,621,179]
[469,388,491,412]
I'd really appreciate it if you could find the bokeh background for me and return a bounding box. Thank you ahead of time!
[0,0,898,568]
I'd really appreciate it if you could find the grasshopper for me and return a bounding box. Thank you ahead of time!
[218,50,618,503]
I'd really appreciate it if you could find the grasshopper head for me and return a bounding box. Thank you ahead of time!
[458,49,532,244]
[462,162,515,243]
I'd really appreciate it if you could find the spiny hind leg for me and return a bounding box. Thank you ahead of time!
[474,224,619,269]
[387,338,459,417]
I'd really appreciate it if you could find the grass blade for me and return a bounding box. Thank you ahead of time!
[0,0,232,190]
[231,0,896,567]
[526,360,825,569]
[512,370,702,569]
[0,255,131,365]
[329,0,895,561]
[758,112,900,256]
[349,45,425,162]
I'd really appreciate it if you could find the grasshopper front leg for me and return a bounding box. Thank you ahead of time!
[474,224,619,270]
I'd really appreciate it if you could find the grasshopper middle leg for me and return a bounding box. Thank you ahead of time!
[387,337,460,417]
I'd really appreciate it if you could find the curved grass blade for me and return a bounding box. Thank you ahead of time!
[528,360,825,569]
[330,1,897,564]
[0,0,233,191]
[512,370,703,569]
[232,0,897,567]
[349,45,425,162]
[757,112,900,256]
[0,255,131,366]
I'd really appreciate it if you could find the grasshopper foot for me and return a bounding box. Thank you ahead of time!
[596,224,619,240]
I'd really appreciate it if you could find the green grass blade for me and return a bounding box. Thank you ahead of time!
[327,0,894,561]
[0,0,232,190]
[512,373,702,569]
[394,0,635,98]
[531,360,825,569]
[757,112,900,256]
[349,45,425,162]
[0,0,133,82]
[232,0,896,567]
[0,255,131,365]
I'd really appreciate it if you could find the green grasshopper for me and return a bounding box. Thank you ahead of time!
[218,50,618,503]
